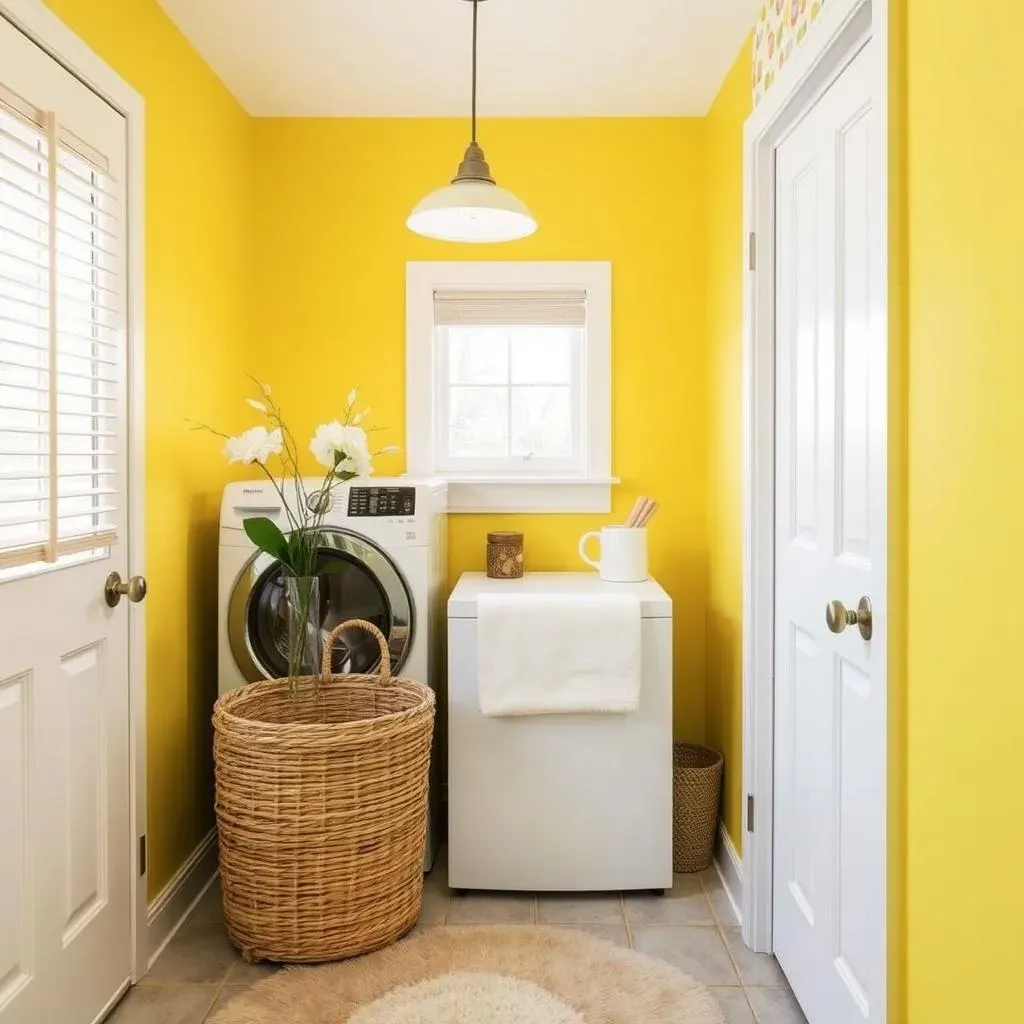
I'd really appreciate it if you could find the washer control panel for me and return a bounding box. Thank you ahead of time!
[347,486,416,518]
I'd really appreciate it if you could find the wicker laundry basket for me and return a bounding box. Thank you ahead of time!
[212,619,435,963]
[672,743,724,873]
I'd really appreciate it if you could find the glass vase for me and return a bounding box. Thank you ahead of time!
[285,575,321,691]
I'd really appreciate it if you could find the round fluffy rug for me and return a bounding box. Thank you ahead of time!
[209,926,727,1023]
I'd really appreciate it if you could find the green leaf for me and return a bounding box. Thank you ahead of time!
[243,517,288,563]
[285,531,314,578]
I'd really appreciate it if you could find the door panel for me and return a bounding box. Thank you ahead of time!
[789,624,826,923]
[836,108,873,564]
[836,655,873,1012]
[60,641,107,940]
[0,673,32,1015]
[773,41,885,1024]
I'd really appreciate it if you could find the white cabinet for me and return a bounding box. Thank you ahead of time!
[447,572,673,892]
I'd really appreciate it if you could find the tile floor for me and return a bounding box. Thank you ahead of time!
[109,851,807,1024]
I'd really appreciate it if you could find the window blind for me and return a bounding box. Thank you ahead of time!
[0,95,120,570]
[434,289,587,327]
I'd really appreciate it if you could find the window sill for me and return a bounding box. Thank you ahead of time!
[440,476,620,514]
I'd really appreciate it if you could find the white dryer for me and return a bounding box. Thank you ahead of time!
[217,475,447,867]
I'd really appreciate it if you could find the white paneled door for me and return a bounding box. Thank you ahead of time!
[772,42,885,1024]
[0,13,133,1024]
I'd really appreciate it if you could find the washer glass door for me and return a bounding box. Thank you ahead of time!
[229,530,413,682]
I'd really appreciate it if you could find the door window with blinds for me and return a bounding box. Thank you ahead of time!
[0,85,122,572]
[406,262,612,512]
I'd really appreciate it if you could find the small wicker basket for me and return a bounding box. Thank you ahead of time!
[212,619,435,963]
[671,743,724,873]
[486,531,524,578]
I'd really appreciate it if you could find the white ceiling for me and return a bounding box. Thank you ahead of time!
[156,0,757,118]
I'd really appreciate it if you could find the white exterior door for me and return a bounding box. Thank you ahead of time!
[772,42,885,1024]
[0,14,133,1024]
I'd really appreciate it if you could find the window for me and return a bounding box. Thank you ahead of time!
[406,262,614,512]
[0,85,121,571]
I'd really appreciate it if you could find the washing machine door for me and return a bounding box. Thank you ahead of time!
[227,528,413,682]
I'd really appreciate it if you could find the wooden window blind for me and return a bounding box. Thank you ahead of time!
[433,289,587,328]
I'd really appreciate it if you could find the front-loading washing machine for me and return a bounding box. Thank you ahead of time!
[217,475,447,868]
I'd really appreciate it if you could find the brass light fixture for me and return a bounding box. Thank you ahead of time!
[406,0,537,243]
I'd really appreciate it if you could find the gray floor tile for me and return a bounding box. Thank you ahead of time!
[145,922,237,985]
[537,894,624,926]
[418,884,450,925]
[746,986,809,1024]
[624,874,715,926]
[721,927,786,987]
[426,848,449,887]
[709,987,757,1024]
[206,985,252,1019]
[700,869,740,927]
[632,925,740,985]
[187,878,224,927]
[106,985,218,1024]
[446,893,534,924]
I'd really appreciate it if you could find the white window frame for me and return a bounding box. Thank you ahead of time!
[406,261,616,513]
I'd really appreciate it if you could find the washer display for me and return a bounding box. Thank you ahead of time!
[227,528,413,682]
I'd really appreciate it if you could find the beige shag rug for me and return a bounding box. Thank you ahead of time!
[209,926,726,1023]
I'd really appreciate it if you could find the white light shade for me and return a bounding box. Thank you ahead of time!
[407,180,537,243]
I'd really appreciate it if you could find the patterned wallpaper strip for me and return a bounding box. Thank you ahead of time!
[752,0,830,104]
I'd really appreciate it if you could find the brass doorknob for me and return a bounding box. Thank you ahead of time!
[825,597,872,640]
[105,571,148,607]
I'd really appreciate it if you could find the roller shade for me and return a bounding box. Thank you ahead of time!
[434,289,587,328]
[0,96,120,570]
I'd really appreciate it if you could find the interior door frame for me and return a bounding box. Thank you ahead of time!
[740,0,889,978]
[0,0,148,984]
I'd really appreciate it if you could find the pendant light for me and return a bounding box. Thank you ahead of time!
[407,0,537,243]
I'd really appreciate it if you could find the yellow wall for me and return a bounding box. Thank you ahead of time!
[249,118,710,739]
[704,45,751,849]
[886,4,908,1019]
[904,0,1024,1017]
[40,0,252,896]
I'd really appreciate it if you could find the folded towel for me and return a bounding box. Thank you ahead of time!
[476,591,642,716]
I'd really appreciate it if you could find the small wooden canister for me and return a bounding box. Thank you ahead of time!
[486,531,524,579]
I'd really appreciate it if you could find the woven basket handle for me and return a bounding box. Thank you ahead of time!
[320,619,393,684]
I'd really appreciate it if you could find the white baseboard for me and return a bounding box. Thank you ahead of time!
[145,828,219,970]
[714,821,744,927]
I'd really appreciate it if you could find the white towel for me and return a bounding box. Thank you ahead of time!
[476,591,642,716]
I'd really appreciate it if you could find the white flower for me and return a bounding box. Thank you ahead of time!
[224,426,282,464]
[246,398,267,413]
[351,412,363,425]
[261,382,272,396]
[347,388,358,406]
[309,421,373,477]
[379,445,400,455]
[361,405,371,419]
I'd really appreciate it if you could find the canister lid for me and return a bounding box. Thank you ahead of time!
[487,531,523,543]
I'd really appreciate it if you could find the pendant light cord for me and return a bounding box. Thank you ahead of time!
[471,0,478,143]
